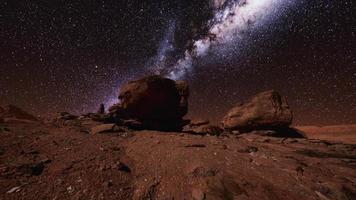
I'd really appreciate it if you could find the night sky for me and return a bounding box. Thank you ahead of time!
[1,0,355,125]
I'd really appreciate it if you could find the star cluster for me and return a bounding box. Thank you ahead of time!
[0,0,355,125]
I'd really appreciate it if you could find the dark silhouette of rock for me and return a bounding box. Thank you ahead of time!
[0,104,38,121]
[118,75,188,120]
[57,112,78,120]
[222,90,292,132]
[97,103,105,114]
[108,75,189,131]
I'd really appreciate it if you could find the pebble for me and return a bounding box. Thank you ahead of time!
[7,186,21,193]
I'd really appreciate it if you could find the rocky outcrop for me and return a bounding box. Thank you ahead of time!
[0,105,38,122]
[108,75,189,131]
[222,90,292,132]
[57,112,78,120]
[184,119,223,135]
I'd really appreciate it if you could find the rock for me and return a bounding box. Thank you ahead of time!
[118,75,188,120]
[7,186,21,193]
[0,117,4,123]
[189,119,210,126]
[91,124,117,135]
[87,113,110,122]
[184,120,223,136]
[190,167,218,177]
[222,90,292,132]
[122,119,144,129]
[57,112,78,120]
[116,161,131,173]
[192,188,206,200]
[0,104,38,121]
[97,103,105,114]
[109,75,189,131]
[201,125,224,136]
[238,146,258,153]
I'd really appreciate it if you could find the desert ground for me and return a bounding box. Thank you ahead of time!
[1,118,355,200]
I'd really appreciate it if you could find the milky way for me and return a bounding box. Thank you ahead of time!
[164,0,296,80]
[1,0,355,125]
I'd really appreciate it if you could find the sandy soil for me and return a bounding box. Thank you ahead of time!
[296,125,356,144]
[0,121,355,200]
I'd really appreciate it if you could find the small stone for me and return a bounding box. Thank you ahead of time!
[67,186,74,194]
[117,161,131,173]
[7,186,21,193]
[192,188,205,200]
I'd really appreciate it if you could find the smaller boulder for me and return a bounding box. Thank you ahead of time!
[122,119,144,130]
[222,90,292,132]
[57,112,78,120]
[184,120,223,136]
[91,124,117,135]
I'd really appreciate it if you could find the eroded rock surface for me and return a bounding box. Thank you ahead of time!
[222,90,292,132]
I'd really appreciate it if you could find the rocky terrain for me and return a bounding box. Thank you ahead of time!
[1,75,356,200]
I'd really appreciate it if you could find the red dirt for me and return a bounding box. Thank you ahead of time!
[1,121,356,199]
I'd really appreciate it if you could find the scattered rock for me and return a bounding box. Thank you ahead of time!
[122,119,144,130]
[184,120,223,136]
[222,90,292,132]
[7,186,21,193]
[91,124,118,135]
[31,162,45,176]
[116,161,131,173]
[238,146,258,153]
[67,185,74,194]
[192,188,206,200]
[86,113,110,122]
[57,112,78,120]
[15,161,47,176]
[190,167,218,177]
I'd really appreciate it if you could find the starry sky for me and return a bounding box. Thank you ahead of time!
[1,0,355,125]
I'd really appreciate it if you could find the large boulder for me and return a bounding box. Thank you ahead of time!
[222,90,292,132]
[109,75,189,131]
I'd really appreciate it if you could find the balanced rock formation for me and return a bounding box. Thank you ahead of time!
[109,75,189,131]
[97,104,105,114]
[222,90,292,132]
